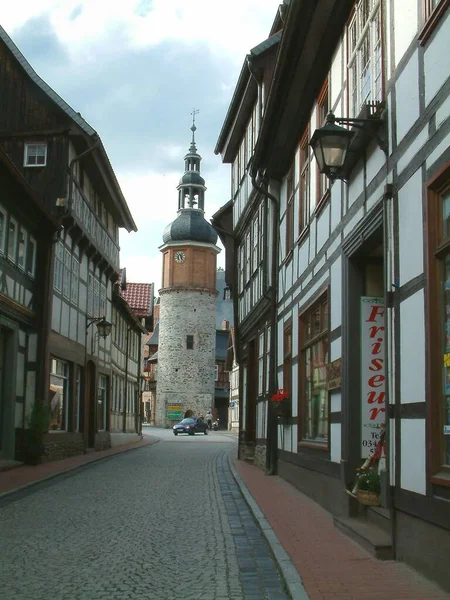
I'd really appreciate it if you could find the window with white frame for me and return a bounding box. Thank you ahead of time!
[97,374,108,430]
[7,217,18,262]
[348,0,382,118]
[17,226,27,271]
[215,364,219,381]
[54,242,64,292]
[27,236,36,278]
[63,247,71,299]
[71,257,79,304]
[49,358,70,431]
[24,143,47,167]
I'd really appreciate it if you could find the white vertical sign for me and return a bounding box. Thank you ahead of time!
[360,297,385,458]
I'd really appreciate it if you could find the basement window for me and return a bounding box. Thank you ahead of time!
[186,335,194,350]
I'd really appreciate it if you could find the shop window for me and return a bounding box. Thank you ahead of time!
[299,294,329,445]
[347,0,383,117]
[426,163,450,480]
[24,142,47,167]
[97,374,108,431]
[49,358,70,431]
[186,335,194,350]
[283,320,293,404]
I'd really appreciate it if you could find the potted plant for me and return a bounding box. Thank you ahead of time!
[354,469,381,506]
[23,401,50,465]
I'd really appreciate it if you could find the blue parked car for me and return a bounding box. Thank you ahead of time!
[172,418,208,436]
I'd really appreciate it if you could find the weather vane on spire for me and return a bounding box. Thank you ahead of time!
[191,108,199,129]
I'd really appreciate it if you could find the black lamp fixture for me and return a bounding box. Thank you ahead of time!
[310,111,386,182]
[87,316,112,339]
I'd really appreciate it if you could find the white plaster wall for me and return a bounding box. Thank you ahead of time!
[398,169,424,286]
[366,140,386,184]
[331,337,341,362]
[400,418,426,495]
[400,291,425,403]
[330,40,343,108]
[393,0,418,70]
[309,217,316,262]
[436,95,450,129]
[330,423,341,463]
[395,51,420,143]
[52,295,61,332]
[330,256,342,331]
[396,125,428,175]
[330,183,342,233]
[69,306,78,341]
[27,333,37,362]
[298,238,308,277]
[156,289,217,425]
[343,207,364,239]
[316,204,330,252]
[60,301,70,338]
[426,131,450,170]
[424,15,450,106]
[330,391,341,413]
[348,165,364,207]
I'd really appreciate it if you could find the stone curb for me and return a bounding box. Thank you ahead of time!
[0,437,160,501]
[228,452,311,600]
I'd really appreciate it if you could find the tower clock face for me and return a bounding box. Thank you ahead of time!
[174,250,186,263]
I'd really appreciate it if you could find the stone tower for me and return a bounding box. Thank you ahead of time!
[156,115,220,426]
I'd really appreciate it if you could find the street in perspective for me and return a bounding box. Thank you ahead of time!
[0,429,291,600]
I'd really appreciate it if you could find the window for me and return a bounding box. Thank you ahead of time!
[258,331,265,396]
[75,366,82,432]
[283,320,292,405]
[215,365,219,381]
[348,0,382,118]
[286,165,294,256]
[63,247,71,299]
[7,217,18,262]
[186,335,194,350]
[71,257,79,305]
[17,227,27,271]
[24,143,47,167]
[0,205,6,254]
[97,374,108,431]
[49,358,70,431]
[265,326,271,394]
[299,295,329,444]
[420,0,449,44]
[426,164,450,479]
[299,129,310,234]
[27,236,37,278]
[317,81,330,204]
[54,242,64,292]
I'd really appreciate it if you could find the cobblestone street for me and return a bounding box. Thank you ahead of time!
[0,431,289,600]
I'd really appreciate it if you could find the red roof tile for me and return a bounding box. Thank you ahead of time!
[120,282,153,317]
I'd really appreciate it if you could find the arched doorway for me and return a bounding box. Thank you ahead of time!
[184,409,194,418]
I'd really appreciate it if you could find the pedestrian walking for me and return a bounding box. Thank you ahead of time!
[205,411,213,430]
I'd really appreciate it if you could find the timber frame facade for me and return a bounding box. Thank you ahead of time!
[0,26,142,461]
[215,0,450,592]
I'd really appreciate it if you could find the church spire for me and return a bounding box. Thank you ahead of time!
[177,109,206,212]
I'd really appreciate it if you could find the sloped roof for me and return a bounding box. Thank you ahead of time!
[147,320,159,346]
[120,282,154,318]
[0,25,137,233]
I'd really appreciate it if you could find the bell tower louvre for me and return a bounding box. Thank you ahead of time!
[155,112,220,426]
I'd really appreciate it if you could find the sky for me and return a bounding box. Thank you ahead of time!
[2,0,278,289]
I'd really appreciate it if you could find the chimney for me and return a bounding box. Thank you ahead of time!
[222,320,229,330]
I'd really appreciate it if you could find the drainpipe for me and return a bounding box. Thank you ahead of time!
[251,172,280,476]
[67,137,100,214]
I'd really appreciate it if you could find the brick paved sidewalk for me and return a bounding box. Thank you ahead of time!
[234,459,450,600]
[0,436,159,496]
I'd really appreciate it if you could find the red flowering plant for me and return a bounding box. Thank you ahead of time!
[270,389,289,402]
[270,389,290,418]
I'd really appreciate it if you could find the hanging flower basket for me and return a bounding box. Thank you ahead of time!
[271,389,290,418]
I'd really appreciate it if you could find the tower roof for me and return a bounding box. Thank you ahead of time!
[163,111,217,246]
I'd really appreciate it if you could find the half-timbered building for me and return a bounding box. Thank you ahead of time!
[0,26,140,460]
[0,149,59,461]
[215,0,450,591]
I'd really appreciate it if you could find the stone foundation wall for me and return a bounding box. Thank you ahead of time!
[42,433,85,462]
[95,432,111,451]
[254,444,267,469]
